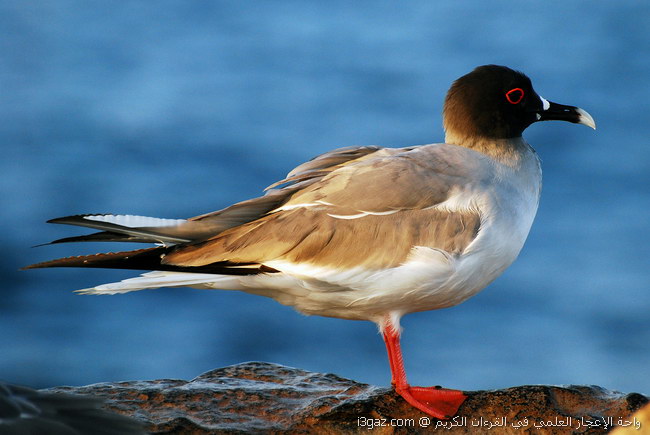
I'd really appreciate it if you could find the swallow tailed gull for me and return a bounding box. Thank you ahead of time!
[26,65,596,419]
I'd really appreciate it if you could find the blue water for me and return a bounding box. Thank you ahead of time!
[2,1,649,395]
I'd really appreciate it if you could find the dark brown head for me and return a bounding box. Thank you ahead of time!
[443,65,595,143]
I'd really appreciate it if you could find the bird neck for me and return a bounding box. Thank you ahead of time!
[444,132,532,168]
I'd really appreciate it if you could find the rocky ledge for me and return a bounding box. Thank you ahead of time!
[46,362,647,434]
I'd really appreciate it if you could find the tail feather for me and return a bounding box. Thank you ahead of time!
[22,247,278,276]
[27,205,288,292]
[76,271,240,295]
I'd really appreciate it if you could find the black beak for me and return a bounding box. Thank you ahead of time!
[536,99,596,129]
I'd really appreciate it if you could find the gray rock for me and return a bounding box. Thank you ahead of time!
[0,382,145,435]
[46,362,648,434]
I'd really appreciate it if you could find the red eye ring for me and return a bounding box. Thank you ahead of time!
[505,88,524,104]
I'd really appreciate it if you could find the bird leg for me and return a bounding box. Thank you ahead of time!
[381,316,466,419]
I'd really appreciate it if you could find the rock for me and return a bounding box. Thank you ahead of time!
[0,382,145,435]
[611,401,650,434]
[47,362,647,434]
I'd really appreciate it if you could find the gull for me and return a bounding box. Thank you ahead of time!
[25,65,595,419]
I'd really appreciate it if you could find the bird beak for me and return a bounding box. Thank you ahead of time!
[536,97,596,130]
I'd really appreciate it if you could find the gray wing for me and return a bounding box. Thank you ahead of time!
[282,144,484,212]
[26,146,390,272]
[162,144,486,270]
[40,146,387,246]
[264,145,386,190]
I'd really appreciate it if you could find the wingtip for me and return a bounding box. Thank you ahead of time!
[46,215,87,224]
[20,262,45,271]
[21,259,64,270]
[30,242,53,248]
[20,248,164,271]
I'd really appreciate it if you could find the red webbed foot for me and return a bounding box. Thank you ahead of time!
[381,314,467,419]
[395,384,466,419]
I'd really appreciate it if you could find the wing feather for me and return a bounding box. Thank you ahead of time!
[30,144,488,274]
[28,146,397,272]
[162,206,481,270]
[162,144,487,270]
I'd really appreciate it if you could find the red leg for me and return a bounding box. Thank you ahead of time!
[381,315,466,419]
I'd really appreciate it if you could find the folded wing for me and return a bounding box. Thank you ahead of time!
[27,144,485,275]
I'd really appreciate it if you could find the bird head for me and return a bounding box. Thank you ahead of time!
[443,65,595,143]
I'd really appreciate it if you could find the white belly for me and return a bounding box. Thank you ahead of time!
[231,175,540,322]
[217,145,542,322]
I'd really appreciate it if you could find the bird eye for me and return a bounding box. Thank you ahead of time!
[505,88,524,104]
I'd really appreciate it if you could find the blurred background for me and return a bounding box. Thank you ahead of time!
[2,1,649,394]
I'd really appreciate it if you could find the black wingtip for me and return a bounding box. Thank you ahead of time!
[31,231,148,248]
[46,214,118,225]
[21,248,165,271]
[22,248,281,275]
[46,215,87,224]
[31,235,95,248]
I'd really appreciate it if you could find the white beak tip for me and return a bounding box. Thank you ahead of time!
[577,108,596,130]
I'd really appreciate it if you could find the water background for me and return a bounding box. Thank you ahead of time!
[2,1,649,395]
